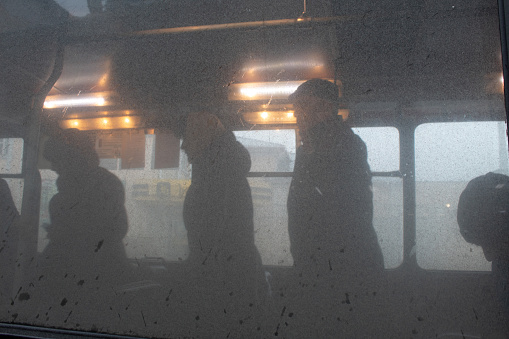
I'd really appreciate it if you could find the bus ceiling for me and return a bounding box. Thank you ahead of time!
[0,0,505,132]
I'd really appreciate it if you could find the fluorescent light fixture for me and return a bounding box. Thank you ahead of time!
[243,60,324,73]
[44,93,112,109]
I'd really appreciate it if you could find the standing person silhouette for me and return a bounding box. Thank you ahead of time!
[180,112,268,337]
[285,79,385,337]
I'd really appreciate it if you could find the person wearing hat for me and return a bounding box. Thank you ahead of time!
[284,79,385,337]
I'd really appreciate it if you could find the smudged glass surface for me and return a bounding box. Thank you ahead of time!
[1,0,508,338]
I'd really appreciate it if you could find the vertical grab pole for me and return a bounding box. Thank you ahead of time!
[498,0,509,130]
[15,26,67,294]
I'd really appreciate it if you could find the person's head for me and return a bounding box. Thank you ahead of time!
[288,79,340,133]
[457,172,509,262]
[43,128,99,175]
[181,112,226,164]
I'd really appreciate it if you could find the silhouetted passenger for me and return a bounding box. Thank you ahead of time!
[285,79,385,337]
[0,178,19,302]
[180,112,267,336]
[39,128,131,290]
[457,172,509,316]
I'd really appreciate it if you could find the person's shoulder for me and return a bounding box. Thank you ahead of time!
[0,178,9,192]
[219,132,251,175]
[0,178,16,208]
[332,122,367,152]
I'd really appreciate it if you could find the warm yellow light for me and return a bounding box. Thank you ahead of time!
[44,96,106,109]
[446,203,451,208]
[98,73,109,86]
[287,112,294,118]
[501,75,504,84]
[243,110,297,124]
[59,115,143,131]
[230,81,307,101]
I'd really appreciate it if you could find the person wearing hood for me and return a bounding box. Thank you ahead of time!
[40,128,131,291]
[180,112,267,337]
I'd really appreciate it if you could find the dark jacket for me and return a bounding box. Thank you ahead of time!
[182,131,267,335]
[41,166,130,282]
[184,131,263,279]
[287,119,384,281]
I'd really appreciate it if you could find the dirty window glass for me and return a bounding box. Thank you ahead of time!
[353,127,402,268]
[1,178,23,213]
[352,127,400,172]
[39,130,191,261]
[249,177,293,266]
[234,130,294,266]
[235,130,296,172]
[415,121,509,271]
[2,0,509,338]
[0,138,23,174]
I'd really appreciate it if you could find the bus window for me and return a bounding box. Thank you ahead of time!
[248,176,293,266]
[0,138,24,222]
[0,138,23,175]
[0,179,23,216]
[234,129,295,266]
[415,121,509,270]
[234,129,296,172]
[38,130,191,261]
[2,0,509,337]
[353,127,403,269]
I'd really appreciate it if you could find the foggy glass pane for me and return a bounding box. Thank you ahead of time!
[0,138,23,174]
[415,122,508,270]
[39,151,192,261]
[248,177,293,266]
[352,127,400,172]
[2,178,23,213]
[119,169,190,262]
[38,169,58,252]
[235,130,296,172]
[372,177,403,269]
[54,0,95,17]
[3,0,509,337]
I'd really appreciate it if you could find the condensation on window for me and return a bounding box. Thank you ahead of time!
[2,178,23,213]
[352,127,400,172]
[0,138,23,174]
[415,121,509,271]
[353,127,403,268]
[235,129,296,172]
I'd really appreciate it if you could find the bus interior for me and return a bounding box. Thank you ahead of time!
[1,0,508,338]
